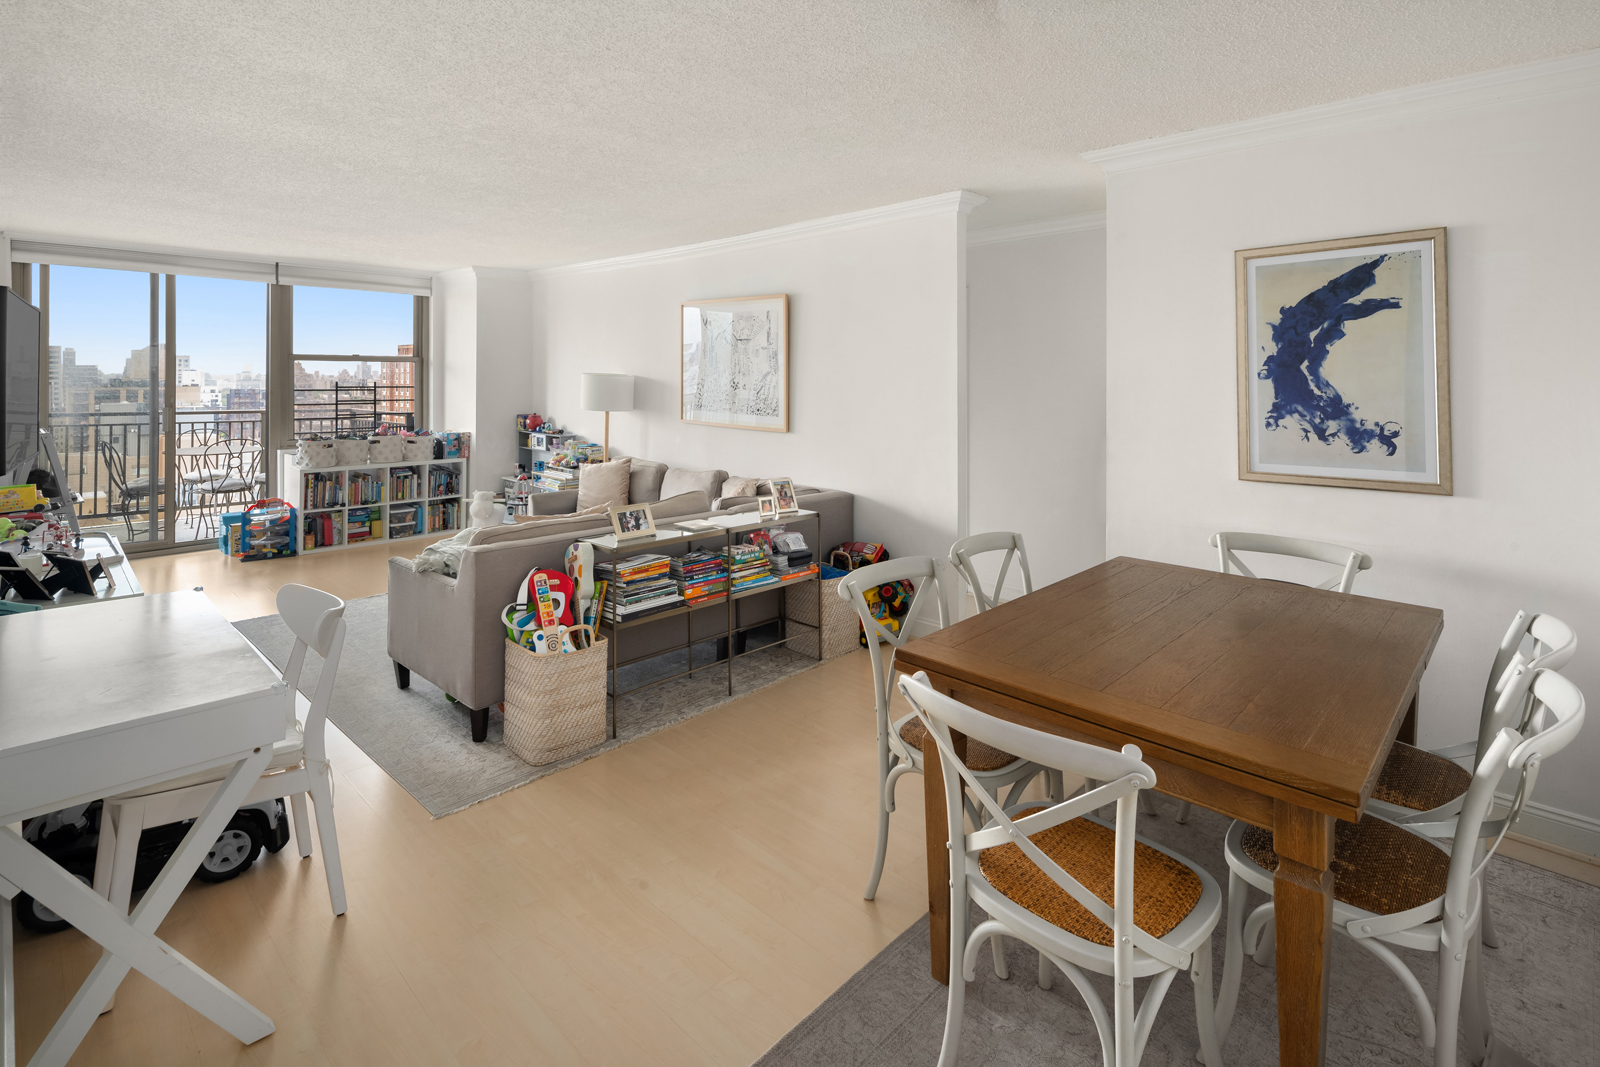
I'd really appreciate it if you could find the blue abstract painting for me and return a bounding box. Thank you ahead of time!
[1258,256,1402,456]
[1241,231,1448,492]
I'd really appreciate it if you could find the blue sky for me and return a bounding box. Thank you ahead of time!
[42,264,412,378]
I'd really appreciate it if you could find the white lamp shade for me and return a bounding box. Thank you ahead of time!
[581,372,635,412]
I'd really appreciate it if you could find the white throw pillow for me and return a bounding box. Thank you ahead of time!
[576,458,631,511]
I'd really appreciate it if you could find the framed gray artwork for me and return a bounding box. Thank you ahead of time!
[1237,228,1451,494]
[681,294,789,432]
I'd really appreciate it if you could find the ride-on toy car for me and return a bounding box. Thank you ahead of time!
[14,797,291,934]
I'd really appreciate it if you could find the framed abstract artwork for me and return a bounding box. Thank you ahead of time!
[1236,228,1451,494]
[681,294,789,432]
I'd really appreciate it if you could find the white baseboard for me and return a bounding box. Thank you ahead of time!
[1497,793,1600,859]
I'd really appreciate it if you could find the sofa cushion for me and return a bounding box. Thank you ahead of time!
[465,509,614,547]
[629,459,669,503]
[649,489,713,519]
[661,467,728,503]
[577,458,631,511]
[720,475,764,499]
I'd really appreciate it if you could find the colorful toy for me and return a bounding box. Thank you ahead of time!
[859,578,916,647]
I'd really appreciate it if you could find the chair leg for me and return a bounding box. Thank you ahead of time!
[864,743,893,901]
[936,941,967,1067]
[1433,927,1470,1067]
[1461,928,1492,1065]
[306,771,347,917]
[1478,893,1502,949]
[1038,948,1053,990]
[1191,935,1224,1067]
[1214,869,1249,1050]
[989,932,1009,980]
[1252,918,1277,967]
[1139,792,1159,817]
[1176,801,1192,824]
[289,792,313,859]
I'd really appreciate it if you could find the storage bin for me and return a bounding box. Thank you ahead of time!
[297,439,338,469]
[367,435,405,463]
[784,575,859,660]
[502,633,608,765]
[402,437,436,462]
[335,437,370,465]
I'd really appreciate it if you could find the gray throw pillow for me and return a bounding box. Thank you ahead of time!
[660,467,728,503]
[576,458,631,511]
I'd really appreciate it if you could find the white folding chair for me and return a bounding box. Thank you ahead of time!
[900,673,1224,1067]
[97,584,350,927]
[839,557,1050,900]
[1211,531,1372,593]
[948,531,1034,615]
[1215,665,1585,1067]
[1367,610,1575,946]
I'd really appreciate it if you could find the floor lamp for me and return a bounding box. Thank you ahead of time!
[580,373,635,462]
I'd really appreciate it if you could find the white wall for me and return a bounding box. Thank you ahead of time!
[967,226,1106,599]
[431,266,533,494]
[531,206,969,562]
[1101,80,1600,851]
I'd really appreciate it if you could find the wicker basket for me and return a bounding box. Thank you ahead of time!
[502,633,608,765]
[784,576,859,660]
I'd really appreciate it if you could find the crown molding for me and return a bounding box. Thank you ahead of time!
[1083,48,1600,174]
[5,231,435,294]
[966,211,1106,247]
[535,190,988,278]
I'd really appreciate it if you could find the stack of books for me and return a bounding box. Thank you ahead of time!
[671,551,729,604]
[347,507,380,542]
[597,553,683,621]
[389,467,418,500]
[724,544,776,593]
[533,465,580,491]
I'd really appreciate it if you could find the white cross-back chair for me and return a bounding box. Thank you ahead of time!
[839,557,1049,901]
[1216,664,1585,1067]
[1163,532,1375,826]
[96,584,350,932]
[1211,531,1372,593]
[948,531,1034,615]
[900,673,1224,1067]
[1367,610,1575,947]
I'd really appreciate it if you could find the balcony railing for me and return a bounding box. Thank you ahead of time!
[294,383,415,438]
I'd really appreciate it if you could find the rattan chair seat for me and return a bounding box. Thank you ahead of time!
[1373,741,1473,813]
[1241,815,1450,916]
[978,807,1204,946]
[898,716,1017,772]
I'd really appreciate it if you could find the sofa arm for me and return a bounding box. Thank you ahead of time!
[527,489,578,515]
[387,556,481,706]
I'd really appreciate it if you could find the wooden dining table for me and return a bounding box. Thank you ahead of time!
[894,556,1444,1067]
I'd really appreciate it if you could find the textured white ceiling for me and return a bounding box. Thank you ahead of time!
[3,1,1597,272]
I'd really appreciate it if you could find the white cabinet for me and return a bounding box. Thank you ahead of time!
[278,451,469,552]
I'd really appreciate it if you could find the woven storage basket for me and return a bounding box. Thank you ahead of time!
[784,576,859,660]
[403,437,436,461]
[296,439,338,469]
[367,435,405,463]
[335,437,370,465]
[502,633,608,765]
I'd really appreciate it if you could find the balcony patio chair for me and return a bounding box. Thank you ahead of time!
[97,439,164,540]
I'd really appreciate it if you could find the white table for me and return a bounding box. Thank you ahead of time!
[0,591,286,1066]
[0,532,143,610]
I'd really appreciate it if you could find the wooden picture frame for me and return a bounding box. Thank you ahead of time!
[768,477,798,513]
[1237,228,1451,494]
[681,294,789,432]
[608,501,657,541]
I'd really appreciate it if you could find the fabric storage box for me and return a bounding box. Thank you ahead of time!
[402,436,436,461]
[297,439,338,468]
[784,573,859,660]
[335,437,370,465]
[367,435,405,463]
[501,633,608,765]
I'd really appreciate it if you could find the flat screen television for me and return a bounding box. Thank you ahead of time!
[2,286,42,481]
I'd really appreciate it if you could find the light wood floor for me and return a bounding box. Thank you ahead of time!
[19,546,1599,1065]
[15,544,934,1066]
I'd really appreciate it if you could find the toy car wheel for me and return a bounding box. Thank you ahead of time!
[16,873,92,934]
[193,815,264,883]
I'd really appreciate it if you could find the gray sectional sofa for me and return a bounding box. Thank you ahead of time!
[386,459,853,741]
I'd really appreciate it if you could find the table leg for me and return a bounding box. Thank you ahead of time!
[1398,691,1418,746]
[2,874,16,1067]
[1271,800,1335,1067]
[923,721,967,985]
[0,747,275,1067]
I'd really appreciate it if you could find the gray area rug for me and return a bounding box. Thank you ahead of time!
[235,594,819,818]
[756,799,1597,1067]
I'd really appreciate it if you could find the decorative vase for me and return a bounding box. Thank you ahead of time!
[469,490,497,528]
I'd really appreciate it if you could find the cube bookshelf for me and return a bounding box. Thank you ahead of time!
[279,453,470,553]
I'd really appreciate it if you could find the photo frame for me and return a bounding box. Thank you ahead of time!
[681,294,789,432]
[608,502,657,541]
[1237,228,1451,494]
[768,477,799,513]
[757,496,779,520]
